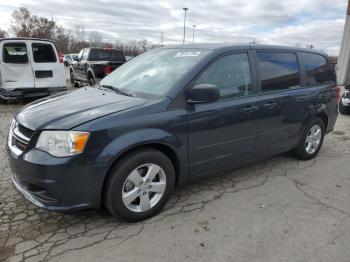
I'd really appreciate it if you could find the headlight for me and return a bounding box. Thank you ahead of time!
[36,131,89,157]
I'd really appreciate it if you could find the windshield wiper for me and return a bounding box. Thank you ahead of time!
[100,84,135,97]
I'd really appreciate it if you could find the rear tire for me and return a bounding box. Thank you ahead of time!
[292,117,325,160]
[104,148,175,222]
[70,71,79,88]
[88,75,96,86]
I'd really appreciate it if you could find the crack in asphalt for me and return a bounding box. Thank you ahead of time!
[290,177,350,217]
[1,103,350,262]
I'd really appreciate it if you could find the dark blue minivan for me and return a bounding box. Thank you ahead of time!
[7,44,339,221]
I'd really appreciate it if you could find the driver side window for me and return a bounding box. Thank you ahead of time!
[195,53,252,99]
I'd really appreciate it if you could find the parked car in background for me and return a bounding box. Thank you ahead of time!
[63,54,78,67]
[70,47,126,86]
[0,38,66,101]
[339,86,350,115]
[125,55,134,61]
[7,44,339,221]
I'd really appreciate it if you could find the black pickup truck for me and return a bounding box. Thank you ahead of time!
[70,47,126,86]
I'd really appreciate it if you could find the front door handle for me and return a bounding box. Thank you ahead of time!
[263,101,277,109]
[243,105,258,113]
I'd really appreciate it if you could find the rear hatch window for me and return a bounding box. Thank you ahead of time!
[32,43,57,63]
[3,42,28,63]
[89,49,125,62]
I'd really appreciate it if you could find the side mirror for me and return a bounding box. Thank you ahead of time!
[187,84,220,104]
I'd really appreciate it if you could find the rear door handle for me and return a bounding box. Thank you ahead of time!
[263,101,277,109]
[243,105,258,113]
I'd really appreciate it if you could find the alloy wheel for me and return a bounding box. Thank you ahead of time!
[122,163,167,213]
[305,124,322,154]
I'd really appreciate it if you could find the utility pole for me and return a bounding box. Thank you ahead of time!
[192,25,196,44]
[160,32,164,46]
[337,0,350,85]
[183,8,188,44]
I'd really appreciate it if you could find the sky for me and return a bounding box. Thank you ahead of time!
[0,0,348,55]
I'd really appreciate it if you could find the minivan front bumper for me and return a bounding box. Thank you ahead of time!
[0,87,67,100]
[7,146,105,212]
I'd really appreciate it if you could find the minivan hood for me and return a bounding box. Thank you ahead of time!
[16,87,146,130]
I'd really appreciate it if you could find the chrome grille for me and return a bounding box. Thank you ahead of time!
[12,136,28,151]
[18,124,34,139]
[8,120,32,156]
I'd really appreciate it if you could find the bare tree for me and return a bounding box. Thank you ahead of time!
[31,17,55,39]
[306,44,314,50]
[54,26,70,53]
[0,28,7,38]
[88,30,103,47]
[114,39,160,56]
[11,7,34,37]
[73,24,86,43]
[11,7,56,39]
[10,7,161,55]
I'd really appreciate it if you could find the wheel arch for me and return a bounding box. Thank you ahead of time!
[315,112,328,131]
[300,105,329,136]
[99,140,182,208]
[86,68,96,80]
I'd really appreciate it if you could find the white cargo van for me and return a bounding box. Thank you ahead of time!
[0,38,66,100]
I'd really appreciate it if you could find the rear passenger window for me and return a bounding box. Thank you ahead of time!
[301,52,335,85]
[195,53,252,99]
[32,43,57,63]
[90,49,125,62]
[257,52,300,92]
[3,42,28,63]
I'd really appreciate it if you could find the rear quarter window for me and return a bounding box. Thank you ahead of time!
[89,49,125,62]
[300,52,335,85]
[32,43,57,63]
[3,42,28,63]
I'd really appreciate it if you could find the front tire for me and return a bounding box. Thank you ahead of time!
[292,118,325,160]
[104,148,175,222]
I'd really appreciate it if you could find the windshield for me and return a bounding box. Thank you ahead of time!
[100,48,210,99]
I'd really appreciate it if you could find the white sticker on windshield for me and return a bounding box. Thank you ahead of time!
[174,51,201,58]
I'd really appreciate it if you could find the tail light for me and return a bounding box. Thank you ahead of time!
[336,86,341,102]
[104,65,113,76]
[58,51,63,63]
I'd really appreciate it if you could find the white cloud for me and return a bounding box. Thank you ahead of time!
[261,19,346,55]
[0,0,347,55]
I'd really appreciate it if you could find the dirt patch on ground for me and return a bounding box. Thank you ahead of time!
[332,130,346,136]
[0,246,15,261]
